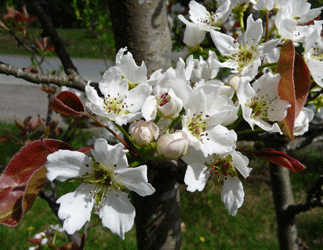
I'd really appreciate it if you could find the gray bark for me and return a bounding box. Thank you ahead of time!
[132,162,182,250]
[270,164,298,250]
[107,0,172,74]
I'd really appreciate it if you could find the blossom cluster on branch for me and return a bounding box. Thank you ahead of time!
[1,0,322,243]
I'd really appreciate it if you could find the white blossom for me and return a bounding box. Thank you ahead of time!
[46,139,155,239]
[178,0,232,46]
[183,148,251,216]
[86,66,152,126]
[275,0,322,41]
[237,72,290,132]
[211,15,281,75]
[182,87,237,157]
[142,67,192,121]
[304,21,323,87]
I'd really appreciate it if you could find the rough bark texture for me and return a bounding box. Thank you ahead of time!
[270,164,298,250]
[107,0,172,74]
[132,162,182,250]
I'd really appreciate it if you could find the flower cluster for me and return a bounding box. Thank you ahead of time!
[46,0,321,240]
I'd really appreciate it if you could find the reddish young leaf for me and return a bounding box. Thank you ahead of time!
[14,120,24,131]
[0,139,73,226]
[49,91,85,116]
[35,38,44,51]
[27,238,43,244]
[78,146,93,154]
[46,44,55,53]
[23,116,32,127]
[0,136,11,144]
[59,242,80,250]
[4,7,29,23]
[257,148,306,173]
[41,86,57,94]
[241,148,306,173]
[277,41,311,141]
[294,53,311,118]
[3,7,37,23]
[277,40,296,141]
[22,166,48,215]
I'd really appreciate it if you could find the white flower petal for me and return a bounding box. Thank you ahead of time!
[254,119,283,133]
[231,151,252,179]
[101,75,128,98]
[294,107,314,136]
[188,0,209,24]
[99,190,135,240]
[203,125,237,156]
[115,165,155,196]
[101,67,123,94]
[306,57,323,87]
[116,47,128,64]
[210,30,238,57]
[117,52,148,84]
[184,88,206,114]
[126,83,152,113]
[46,150,92,182]
[259,38,282,57]
[267,98,290,121]
[142,96,158,121]
[182,20,206,47]
[91,140,128,171]
[240,15,263,47]
[221,176,244,216]
[57,184,94,234]
[166,78,193,106]
[85,83,104,107]
[184,164,210,192]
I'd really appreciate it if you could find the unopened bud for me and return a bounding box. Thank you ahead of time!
[129,120,159,146]
[157,130,188,160]
[227,74,241,91]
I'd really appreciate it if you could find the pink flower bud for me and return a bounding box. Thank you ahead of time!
[157,130,188,160]
[129,120,159,146]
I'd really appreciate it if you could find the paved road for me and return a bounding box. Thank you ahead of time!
[0,55,113,123]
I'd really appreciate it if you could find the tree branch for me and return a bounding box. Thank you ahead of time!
[25,0,86,85]
[0,62,85,91]
[285,175,323,217]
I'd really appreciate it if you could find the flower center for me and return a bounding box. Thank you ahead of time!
[310,44,323,61]
[245,96,269,120]
[158,92,171,107]
[205,154,237,182]
[197,12,220,27]
[233,45,258,71]
[186,112,209,140]
[74,160,126,207]
[104,94,129,116]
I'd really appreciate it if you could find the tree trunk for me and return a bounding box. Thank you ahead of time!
[108,1,179,249]
[132,162,181,250]
[107,0,172,74]
[270,164,298,250]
